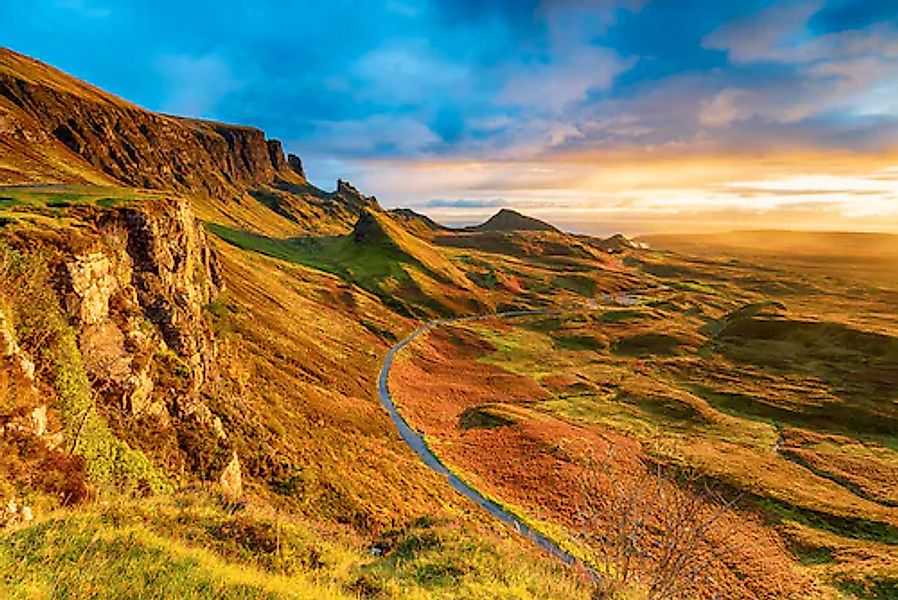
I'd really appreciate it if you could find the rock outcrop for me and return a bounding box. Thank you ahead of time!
[287,153,306,179]
[266,139,288,172]
[335,179,378,209]
[55,197,222,420]
[219,451,243,504]
[0,48,300,195]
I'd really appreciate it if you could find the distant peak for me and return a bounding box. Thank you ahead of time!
[335,179,379,209]
[471,208,558,232]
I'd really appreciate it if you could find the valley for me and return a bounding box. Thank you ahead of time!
[1,45,898,600]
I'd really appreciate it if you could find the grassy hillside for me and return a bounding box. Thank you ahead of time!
[389,237,898,598]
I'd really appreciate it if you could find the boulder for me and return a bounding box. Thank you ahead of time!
[219,451,243,503]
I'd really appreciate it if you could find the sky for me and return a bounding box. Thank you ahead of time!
[3,0,898,234]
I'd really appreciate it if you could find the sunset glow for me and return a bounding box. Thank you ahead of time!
[4,0,897,233]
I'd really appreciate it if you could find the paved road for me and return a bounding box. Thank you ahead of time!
[377,308,579,565]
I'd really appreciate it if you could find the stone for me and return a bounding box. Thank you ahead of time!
[219,451,243,503]
[266,139,288,171]
[21,506,32,522]
[29,405,47,437]
[287,153,305,179]
[64,253,119,325]
[126,369,155,415]
[336,179,378,209]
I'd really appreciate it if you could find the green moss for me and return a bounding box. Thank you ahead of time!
[52,325,171,495]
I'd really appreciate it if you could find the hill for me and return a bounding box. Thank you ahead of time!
[0,47,374,238]
[468,208,558,232]
[388,208,447,238]
[0,49,597,599]
[5,47,898,600]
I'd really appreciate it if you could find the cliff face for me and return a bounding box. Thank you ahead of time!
[0,48,298,196]
[55,198,222,420]
[0,194,233,503]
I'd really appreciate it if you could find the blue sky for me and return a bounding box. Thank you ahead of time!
[3,0,898,233]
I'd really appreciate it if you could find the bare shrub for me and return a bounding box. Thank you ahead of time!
[577,449,740,599]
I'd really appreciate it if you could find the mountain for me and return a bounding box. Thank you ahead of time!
[469,208,558,232]
[0,49,602,599]
[388,207,447,237]
[590,233,636,253]
[6,48,897,600]
[0,48,301,193]
[0,47,372,238]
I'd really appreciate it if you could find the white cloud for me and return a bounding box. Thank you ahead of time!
[699,88,748,128]
[704,3,898,66]
[497,46,630,114]
[310,114,441,155]
[352,39,470,104]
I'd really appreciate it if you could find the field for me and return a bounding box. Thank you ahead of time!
[389,232,898,598]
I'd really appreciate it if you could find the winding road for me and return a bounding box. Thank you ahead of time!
[377,308,579,566]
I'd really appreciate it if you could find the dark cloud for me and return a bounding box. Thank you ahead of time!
[2,0,897,181]
[810,0,898,33]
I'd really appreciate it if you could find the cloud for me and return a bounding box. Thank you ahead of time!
[308,114,442,156]
[352,39,470,104]
[154,53,243,117]
[699,88,748,128]
[702,2,824,64]
[424,198,507,208]
[704,2,898,65]
[497,46,630,114]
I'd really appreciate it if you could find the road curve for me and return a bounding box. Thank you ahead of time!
[377,309,579,566]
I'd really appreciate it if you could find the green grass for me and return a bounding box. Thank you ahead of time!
[0,496,589,600]
[0,185,149,209]
[613,333,682,357]
[52,323,171,494]
[208,218,475,318]
[1,242,169,495]
[0,514,341,599]
[758,497,898,545]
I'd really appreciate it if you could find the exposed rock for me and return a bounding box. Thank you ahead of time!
[0,48,285,195]
[0,308,35,381]
[211,416,227,440]
[29,405,47,437]
[219,451,243,503]
[126,367,157,416]
[51,197,221,420]
[336,179,378,209]
[352,211,380,244]
[266,139,288,171]
[287,153,306,179]
[63,252,120,325]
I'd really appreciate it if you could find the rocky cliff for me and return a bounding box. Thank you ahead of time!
[0,47,301,197]
[54,197,222,420]
[0,195,232,503]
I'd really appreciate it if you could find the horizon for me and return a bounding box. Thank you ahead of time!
[3,0,898,234]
